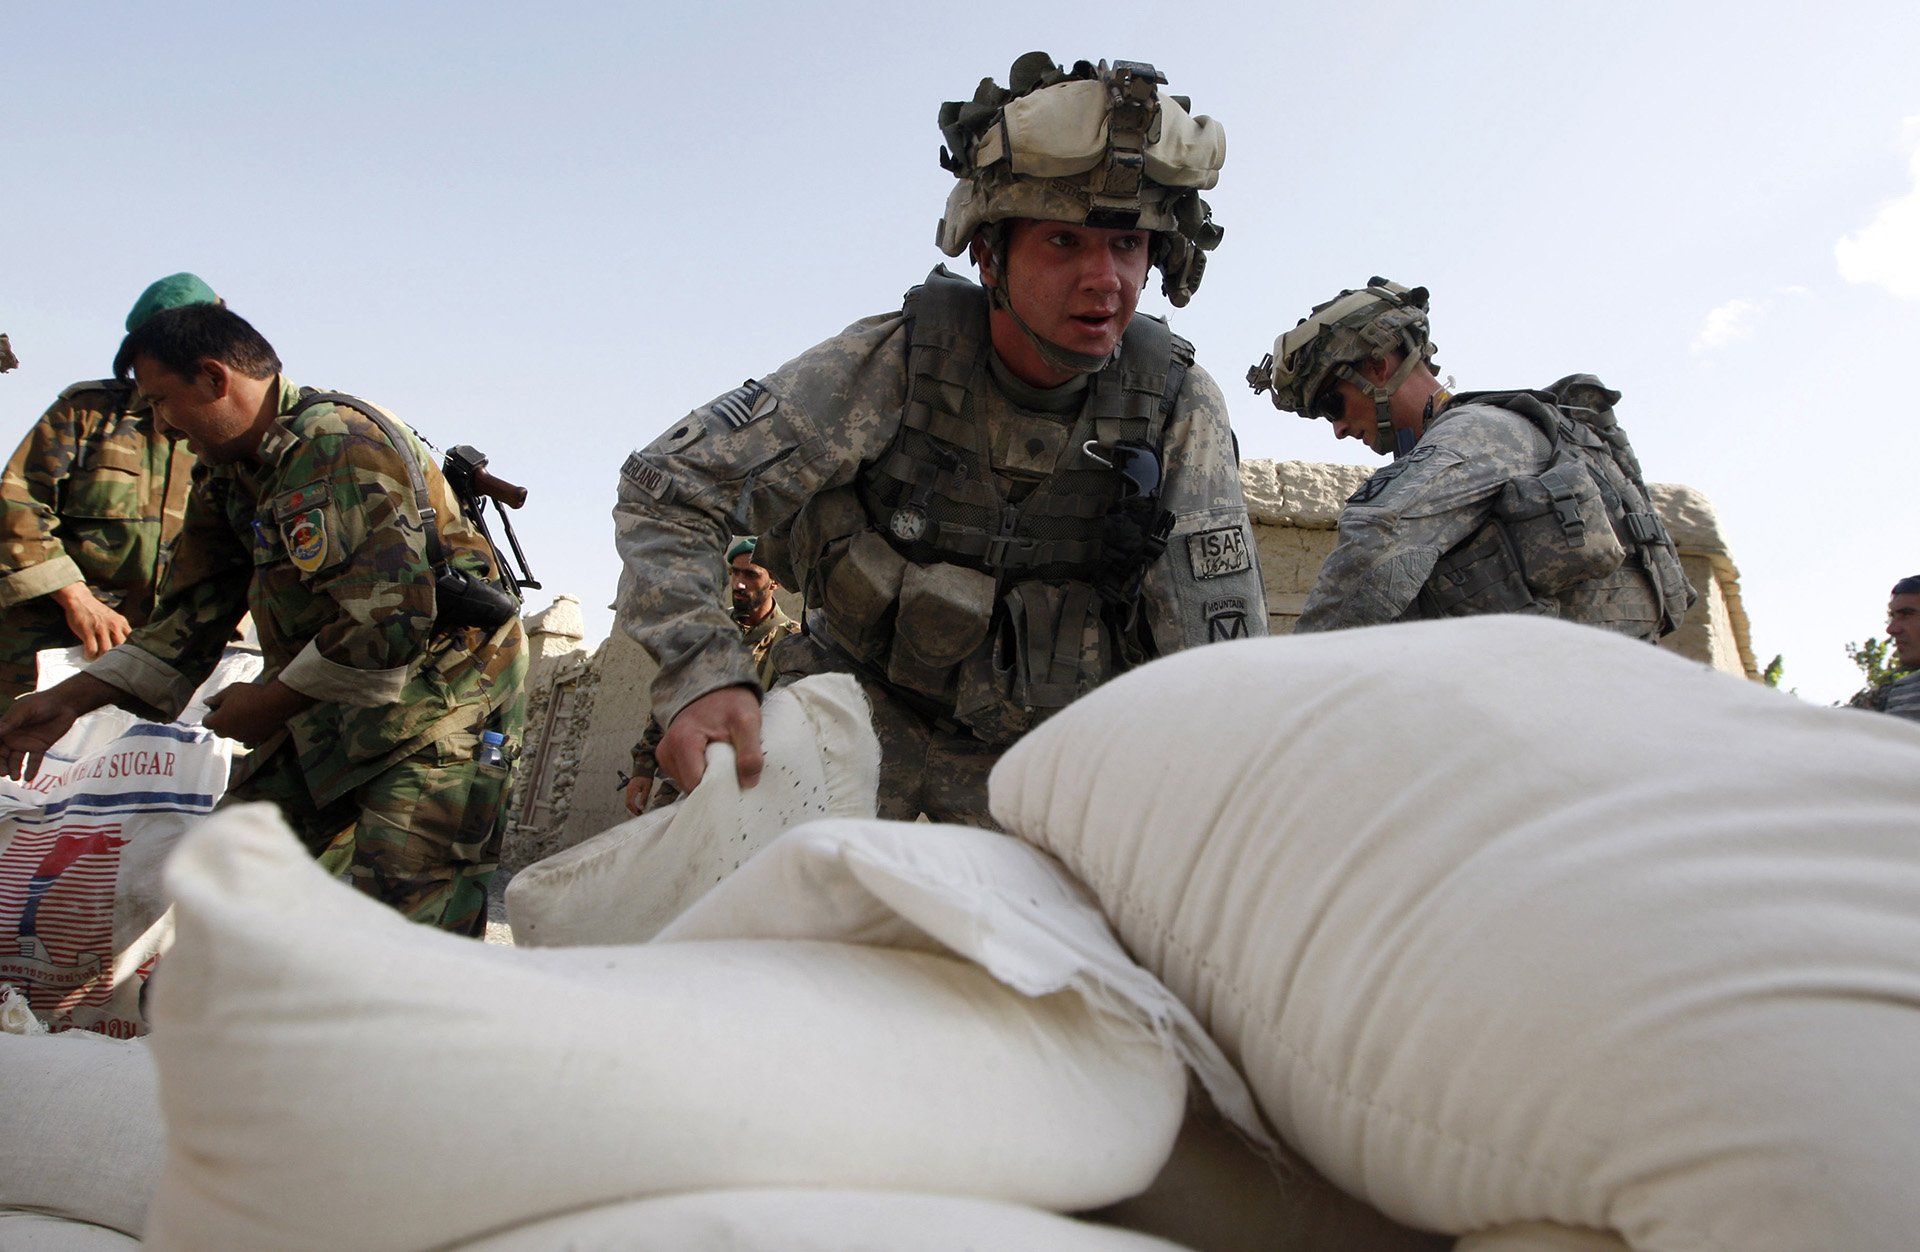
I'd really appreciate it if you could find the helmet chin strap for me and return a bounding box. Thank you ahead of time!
[984,228,1119,378]
[1343,350,1430,460]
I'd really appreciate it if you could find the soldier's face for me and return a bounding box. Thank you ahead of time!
[1889,593,1920,669]
[133,357,253,465]
[730,554,774,620]
[986,219,1151,385]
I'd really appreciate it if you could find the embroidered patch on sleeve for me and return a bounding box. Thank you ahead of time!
[621,451,672,501]
[1187,525,1252,580]
[709,379,778,430]
[1205,596,1250,640]
[283,509,329,573]
[648,418,706,455]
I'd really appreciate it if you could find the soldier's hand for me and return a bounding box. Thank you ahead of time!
[51,584,132,660]
[204,679,315,746]
[0,680,107,781]
[658,686,763,795]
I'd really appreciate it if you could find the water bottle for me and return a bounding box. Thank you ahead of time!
[474,730,508,768]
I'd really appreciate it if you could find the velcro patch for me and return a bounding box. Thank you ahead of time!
[709,379,777,430]
[648,418,706,455]
[1205,596,1249,641]
[1187,525,1251,580]
[621,452,672,501]
[1347,463,1407,505]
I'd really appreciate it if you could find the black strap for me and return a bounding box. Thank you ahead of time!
[291,389,447,567]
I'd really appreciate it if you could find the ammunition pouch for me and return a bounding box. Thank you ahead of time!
[888,561,997,699]
[1420,518,1537,619]
[953,580,1112,746]
[1493,454,1626,597]
[820,530,907,661]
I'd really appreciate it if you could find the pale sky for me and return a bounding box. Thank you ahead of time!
[7,2,1916,705]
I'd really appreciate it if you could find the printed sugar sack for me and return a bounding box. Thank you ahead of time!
[0,644,261,1036]
[508,673,880,945]
[990,616,1920,1252]
[143,803,1183,1252]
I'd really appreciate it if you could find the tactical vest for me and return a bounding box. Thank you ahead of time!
[1420,382,1693,639]
[792,266,1190,745]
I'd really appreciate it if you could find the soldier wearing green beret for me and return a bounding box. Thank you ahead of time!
[0,304,526,935]
[0,273,216,713]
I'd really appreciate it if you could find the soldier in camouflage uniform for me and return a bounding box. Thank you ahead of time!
[1850,576,1920,722]
[0,304,526,934]
[623,535,801,815]
[614,53,1266,825]
[0,274,217,714]
[1248,280,1694,639]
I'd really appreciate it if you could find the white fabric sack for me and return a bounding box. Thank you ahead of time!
[989,616,1920,1252]
[0,1212,140,1251]
[144,803,1183,1252]
[0,723,232,1036]
[657,818,1441,1252]
[1456,1227,1632,1252]
[507,673,880,945]
[0,1033,164,1238]
[449,1188,1190,1251]
[28,642,263,765]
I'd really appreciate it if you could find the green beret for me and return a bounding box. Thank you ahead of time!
[125,272,219,332]
[726,536,759,563]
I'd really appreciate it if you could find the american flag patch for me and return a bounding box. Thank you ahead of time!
[710,380,777,429]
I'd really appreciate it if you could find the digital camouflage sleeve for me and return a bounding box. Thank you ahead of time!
[1295,403,1549,633]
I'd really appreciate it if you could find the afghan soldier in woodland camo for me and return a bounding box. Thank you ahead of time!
[0,304,525,935]
[0,275,213,713]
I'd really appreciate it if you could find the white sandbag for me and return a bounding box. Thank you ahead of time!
[1456,1226,1632,1252]
[0,1032,164,1239]
[507,673,880,945]
[989,617,1920,1252]
[658,818,1440,1252]
[0,723,232,1036]
[0,1212,140,1251]
[143,803,1183,1252]
[449,1188,1191,1251]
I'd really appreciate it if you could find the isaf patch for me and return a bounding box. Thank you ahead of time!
[709,379,778,430]
[1205,596,1250,641]
[1187,525,1251,580]
[621,451,672,501]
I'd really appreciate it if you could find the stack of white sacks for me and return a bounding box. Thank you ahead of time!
[6,616,1919,1251]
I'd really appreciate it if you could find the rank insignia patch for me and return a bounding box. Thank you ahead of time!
[709,379,777,430]
[284,509,328,572]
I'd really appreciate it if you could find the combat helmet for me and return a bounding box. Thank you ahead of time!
[1246,279,1437,456]
[937,52,1226,324]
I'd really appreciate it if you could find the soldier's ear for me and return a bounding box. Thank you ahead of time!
[971,233,999,288]
[196,357,231,397]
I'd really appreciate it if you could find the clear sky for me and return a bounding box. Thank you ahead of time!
[7,2,1916,705]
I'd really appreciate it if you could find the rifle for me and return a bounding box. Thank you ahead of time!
[440,445,541,601]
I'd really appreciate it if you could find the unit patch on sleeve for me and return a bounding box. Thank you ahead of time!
[709,379,778,430]
[1187,525,1252,580]
[283,509,329,573]
[621,451,672,501]
[1205,596,1250,641]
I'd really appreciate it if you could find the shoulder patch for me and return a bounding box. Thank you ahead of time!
[1347,462,1409,505]
[1187,525,1252,580]
[273,481,330,519]
[282,509,329,572]
[621,451,672,501]
[709,379,777,430]
[1205,596,1250,641]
